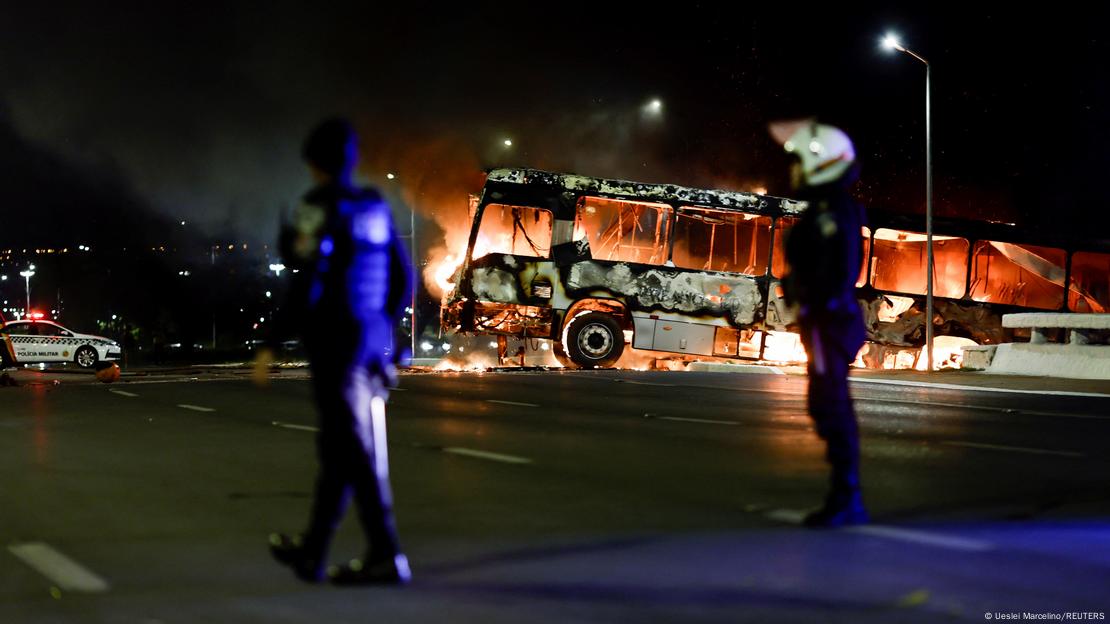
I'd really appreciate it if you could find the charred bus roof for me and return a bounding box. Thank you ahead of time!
[870,210,1110,254]
[485,168,807,217]
[483,168,1110,254]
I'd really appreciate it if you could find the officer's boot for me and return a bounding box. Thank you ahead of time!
[329,498,411,585]
[269,532,328,582]
[803,464,869,528]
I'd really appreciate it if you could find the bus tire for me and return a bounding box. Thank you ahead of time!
[552,341,578,369]
[564,312,624,368]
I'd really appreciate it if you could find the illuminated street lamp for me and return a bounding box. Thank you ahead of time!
[882,33,935,372]
[502,138,513,148]
[19,267,35,315]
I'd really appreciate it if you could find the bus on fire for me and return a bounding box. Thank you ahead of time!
[441,168,1110,369]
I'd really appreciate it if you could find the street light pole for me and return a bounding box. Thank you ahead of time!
[883,35,934,372]
[410,204,417,360]
[19,268,34,316]
[925,62,934,373]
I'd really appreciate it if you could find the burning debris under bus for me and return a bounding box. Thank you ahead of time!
[433,168,1110,371]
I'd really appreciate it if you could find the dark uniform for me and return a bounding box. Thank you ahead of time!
[270,120,414,584]
[784,172,869,527]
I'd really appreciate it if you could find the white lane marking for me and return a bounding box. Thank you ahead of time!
[486,400,540,408]
[659,416,739,426]
[272,421,319,433]
[9,542,110,592]
[442,447,533,464]
[859,397,1110,421]
[118,378,202,385]
[618,380,676,387]
[108,389,139,397]
[764,509,806,524]
[851,377,1110,399]
[846,525,994,552]
[176,404,216,412]
[762,510,994,552]
[942,441,1085,458]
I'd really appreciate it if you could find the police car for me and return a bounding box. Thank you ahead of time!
[0,317,121,368]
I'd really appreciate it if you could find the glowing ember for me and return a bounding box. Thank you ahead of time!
[915,335,978,371]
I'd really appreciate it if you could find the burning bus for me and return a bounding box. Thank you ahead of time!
[440,168,1110,369]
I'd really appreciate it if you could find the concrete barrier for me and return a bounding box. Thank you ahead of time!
[988,313,1110,380]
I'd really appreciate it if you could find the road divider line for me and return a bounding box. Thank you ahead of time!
[761,510,995,552]
[941,441,1085,458]
[764,509,806,524]
[659,416,739,426]
[442,447,533,464]
[9,542,110,593]
[486,400,540,408]
[846,525,994,552]
[272,421,319,433]
[859,397,1110,421]
[120,378,202,385]
[851,377,1110,399]
[108,389,139,397]
[177,404,216,413]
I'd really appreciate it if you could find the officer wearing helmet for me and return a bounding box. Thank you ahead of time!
[770,119,869,527]
[268,118,415,583]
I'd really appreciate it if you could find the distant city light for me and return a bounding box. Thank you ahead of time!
[386,173,396,180]
[643,98,664,116]
[420,341,433,352]
[269,263,286,276]
[503,139,513,147]
[753,187,768,195]
[488,341,498,349]
[180,220,186,226]
[265,291,272,298]
[259,317,265,323]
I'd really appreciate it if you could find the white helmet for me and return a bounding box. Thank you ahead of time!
[769,119,856,187]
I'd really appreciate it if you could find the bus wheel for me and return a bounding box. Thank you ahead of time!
[564,312,624,368]
[552,341,578,369]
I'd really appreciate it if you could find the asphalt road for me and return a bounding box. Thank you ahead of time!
[2,368,1109,623]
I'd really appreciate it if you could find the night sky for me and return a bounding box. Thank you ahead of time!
[1,4,1107,248]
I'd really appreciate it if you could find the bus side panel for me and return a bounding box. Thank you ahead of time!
[561,261,765,329]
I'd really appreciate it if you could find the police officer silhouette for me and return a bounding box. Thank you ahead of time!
[269,118,415,583]
[771,119,870,528]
